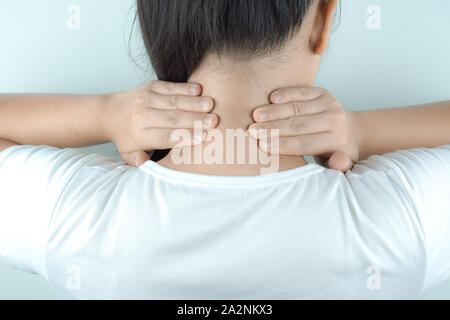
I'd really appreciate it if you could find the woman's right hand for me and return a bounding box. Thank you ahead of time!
[104,80,218,167]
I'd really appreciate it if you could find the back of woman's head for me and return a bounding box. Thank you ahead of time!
[137,0,315,83]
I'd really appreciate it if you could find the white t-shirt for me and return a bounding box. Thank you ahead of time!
[0,144,449,299]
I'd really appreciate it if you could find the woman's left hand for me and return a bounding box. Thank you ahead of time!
[249,87,359,172]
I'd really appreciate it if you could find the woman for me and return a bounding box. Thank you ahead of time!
[0,0,449,299]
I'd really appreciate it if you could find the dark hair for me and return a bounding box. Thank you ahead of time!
[137,0,315,83]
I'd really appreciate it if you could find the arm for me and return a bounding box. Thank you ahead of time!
[352,100,450,160]
[0,139,17,152]
[374,144,450,291]
[0,81,218,165]
[0,94,109,149]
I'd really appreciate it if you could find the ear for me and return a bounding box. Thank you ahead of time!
[310,0,339,55]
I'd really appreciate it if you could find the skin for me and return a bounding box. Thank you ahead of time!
[0,0,449,174]
[250,87,359,172]
[159,0,343,175]
[0,82,218,167]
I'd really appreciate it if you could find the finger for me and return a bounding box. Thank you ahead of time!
[144,109,219,130]
[149,91,215,112]
[253,95,331,122]
[270,87,327,104]
[121,151,150,167]
[327,151,354,172]
[249,113,332,139]
[148,80,202,96]
[259,132,334,156]
[137,128,207,150]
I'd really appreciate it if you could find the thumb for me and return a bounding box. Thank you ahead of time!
[327,151,354,172]
[121,151,151,167]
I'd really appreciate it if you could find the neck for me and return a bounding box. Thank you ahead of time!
[160,53,318,176]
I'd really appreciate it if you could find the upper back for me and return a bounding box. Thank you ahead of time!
[2,145,450,298]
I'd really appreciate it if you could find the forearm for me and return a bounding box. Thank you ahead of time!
[0,94,112,148]
[0,138,18,152]
[353,100,450,160]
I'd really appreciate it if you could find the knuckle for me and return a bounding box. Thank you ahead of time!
[147,80,156,92]
[292,102,302,116]
[296,88,306,99]
[133,95,144,106]
[135,93,150,108]
[294,137,306,156]
[169,95,180,109]
[166,82,177,93]
[160,129,171,143]
[278,137,287,150]
[289,117,304,132]
[168,110,180,126]
[330,98,342,110]
[320,87,330,95]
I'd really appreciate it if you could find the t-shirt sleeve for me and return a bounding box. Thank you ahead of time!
[379,145,450,290]
[0,145,118,278]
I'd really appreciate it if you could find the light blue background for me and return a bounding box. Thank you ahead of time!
[0,0,449,299]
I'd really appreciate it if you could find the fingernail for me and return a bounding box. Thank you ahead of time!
[190,85,200,95]
[200,99,211,111]
[257,111,268,121]
[203,115,217,128]
[248,126,258,137]
[271,92,283,102]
